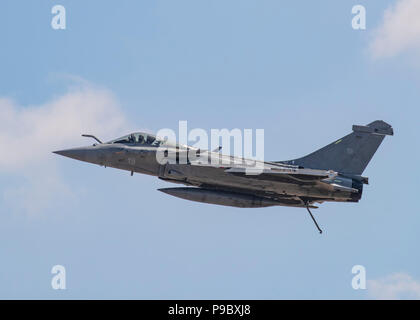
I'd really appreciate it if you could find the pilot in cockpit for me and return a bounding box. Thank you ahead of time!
[137,134,145,144]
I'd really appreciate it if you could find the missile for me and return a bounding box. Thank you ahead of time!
[158,187,281,208]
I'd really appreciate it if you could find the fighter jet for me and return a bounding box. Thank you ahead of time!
[54,120,393,233]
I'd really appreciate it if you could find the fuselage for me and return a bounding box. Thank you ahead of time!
[54,141,362,206]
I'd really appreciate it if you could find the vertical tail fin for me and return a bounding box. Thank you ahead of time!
[284,120,393,175]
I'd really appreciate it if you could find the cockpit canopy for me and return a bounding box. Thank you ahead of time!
[107,132,165,146]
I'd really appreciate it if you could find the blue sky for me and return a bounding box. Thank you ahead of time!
[1,0,419,299]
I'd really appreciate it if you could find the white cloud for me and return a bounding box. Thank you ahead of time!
[0,81,130,215]
[0,85,128,171]
[370,0,420,59]
[368,273,420,300]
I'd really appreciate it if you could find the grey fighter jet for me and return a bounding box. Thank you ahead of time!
[54,120,393,233]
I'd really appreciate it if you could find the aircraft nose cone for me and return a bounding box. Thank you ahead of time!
[53,148,87,161]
